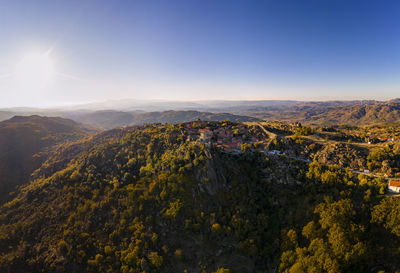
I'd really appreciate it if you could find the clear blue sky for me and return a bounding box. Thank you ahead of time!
[0,0,399,107]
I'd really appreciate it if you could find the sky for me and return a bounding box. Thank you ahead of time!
[0,0,399,107]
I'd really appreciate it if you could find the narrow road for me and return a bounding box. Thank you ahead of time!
[255,122,278,152]
[256,122,277,139]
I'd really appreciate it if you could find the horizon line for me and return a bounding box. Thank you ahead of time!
[1,97,399,110]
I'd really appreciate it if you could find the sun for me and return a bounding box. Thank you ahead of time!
[13,52,55,89]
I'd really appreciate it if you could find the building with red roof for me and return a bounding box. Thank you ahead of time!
[389,180,400,193]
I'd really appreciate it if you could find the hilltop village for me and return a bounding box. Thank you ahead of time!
[183,120,265,154]
[181,120,400,194]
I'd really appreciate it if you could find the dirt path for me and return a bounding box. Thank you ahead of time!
[300,134,380,148]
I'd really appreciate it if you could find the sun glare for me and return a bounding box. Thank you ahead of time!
[13,52,55,89]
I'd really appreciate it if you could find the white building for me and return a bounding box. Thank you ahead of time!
[268,150,281,155]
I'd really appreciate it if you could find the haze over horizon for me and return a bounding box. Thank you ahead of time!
[1,0,400,107]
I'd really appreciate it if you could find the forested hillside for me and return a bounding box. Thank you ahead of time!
[0,121,400,272]
[0,115,93,202]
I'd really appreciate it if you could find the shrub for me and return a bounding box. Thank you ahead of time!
[148,252,163,268]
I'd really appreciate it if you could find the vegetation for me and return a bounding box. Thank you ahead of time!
[294,126,315,136]
[0,120,400,272]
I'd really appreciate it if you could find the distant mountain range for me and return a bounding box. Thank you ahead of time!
[1,98,400,126]
[299,100,400,125]
[242,99,400,125]
[66,110,262,129]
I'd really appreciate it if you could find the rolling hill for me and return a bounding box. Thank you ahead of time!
[0,115,93,202]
